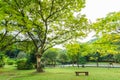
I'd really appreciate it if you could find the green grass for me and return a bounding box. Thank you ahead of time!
[0,65,120,80]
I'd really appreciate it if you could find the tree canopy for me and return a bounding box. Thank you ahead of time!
[92,12,120,34]
[0,0,88,72]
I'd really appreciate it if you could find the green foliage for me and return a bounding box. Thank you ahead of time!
[0,61,5,67]
[57,50,68,64]
[16,51,37,70]
[7,59,15,65]
[0,0,88,72]
[65,43,81,62]
[42,48,58,66]
[79,56,87,64]
[90,52,100,61]
[92,11,120,34]
[114,53,120,63]
[27,52,36,64]
[16,42,35,54]
[0,53,5,67]
[92,34,118,56]
[90,12,120,61]
[17,51,27,59]
[65,42,89,64]
[0,0,88,51]
[16,59,33,70]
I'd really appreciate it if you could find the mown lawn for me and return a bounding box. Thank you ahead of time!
[0,65,120,80]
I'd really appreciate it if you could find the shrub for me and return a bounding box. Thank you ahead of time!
[0,61,5,67]
[16,59,33,70]
[7,60,15,65]
[17,51,27,59]
[0,54,5,67]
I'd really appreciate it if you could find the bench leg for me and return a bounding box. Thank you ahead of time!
[76,73,79,76]
[85,72,88,76]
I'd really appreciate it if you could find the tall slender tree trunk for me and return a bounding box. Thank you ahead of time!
[96,59,99,67]
[77,63,79,68]
[72,61,74,67]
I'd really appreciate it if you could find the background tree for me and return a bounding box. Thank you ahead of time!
[92,11,120,34]
[114,53,120,63]
[42,48,58,67]
[91,12,120,64]
[57,50,68,65]
[65,42,89,67]
[65,43,81,67]
[89,33,119,66]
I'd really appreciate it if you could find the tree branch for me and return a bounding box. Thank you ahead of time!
[45,37,72,51]
[0,39,29,51]
[32,22,43,43]
[9,30,22,42]
[46,2,70,20]
[0,30,8,43]
[38,0,45,21]
[27,32,38,50]
[48,29,76,42]
[50,0,55,15]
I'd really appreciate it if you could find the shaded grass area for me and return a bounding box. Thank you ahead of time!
[0,65,120,80]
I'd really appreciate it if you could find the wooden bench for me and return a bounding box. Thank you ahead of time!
[75,71,89,76]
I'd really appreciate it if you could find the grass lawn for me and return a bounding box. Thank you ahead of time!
[0,65,120,80]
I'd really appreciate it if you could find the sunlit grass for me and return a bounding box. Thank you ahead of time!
[0,65,120,80]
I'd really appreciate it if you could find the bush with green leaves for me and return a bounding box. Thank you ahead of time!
[16,59,33,70]
[7,59,15,65]
[17,51,27,59]
[0,61,5,67]
[0,54,5,67]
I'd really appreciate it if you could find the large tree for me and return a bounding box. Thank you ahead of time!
[0,0,89,72]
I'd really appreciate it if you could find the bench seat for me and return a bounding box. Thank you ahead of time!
[75,71,89,76]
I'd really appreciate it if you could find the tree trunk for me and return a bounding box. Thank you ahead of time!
[77,63,79,68]
[96,60,99,67]
[72,62,74,67]
[82,64,85,68]
[36,55,44,72]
